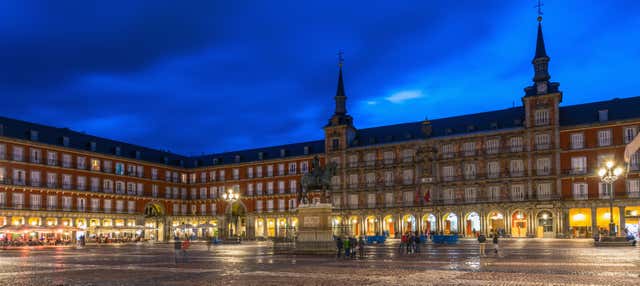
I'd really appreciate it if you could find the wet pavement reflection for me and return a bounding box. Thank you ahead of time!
[0,239,638,285]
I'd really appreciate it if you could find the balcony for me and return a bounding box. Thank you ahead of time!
[30,180,41,187]
[0,152,5,160]
[536,144,551,151]
[628,191,640,198]
[536,169,551,176]
[572,192,588,200]
[46,182,58,189]
[47,159,58,166]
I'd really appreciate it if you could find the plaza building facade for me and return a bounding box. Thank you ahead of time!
[1,19,639,242]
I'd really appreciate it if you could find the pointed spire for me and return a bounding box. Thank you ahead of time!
[334,51,347,115]
[534,20,548,59]
[327,50,353,127]
[531,16,550,84]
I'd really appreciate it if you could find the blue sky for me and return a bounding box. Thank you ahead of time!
[0,1,638,155]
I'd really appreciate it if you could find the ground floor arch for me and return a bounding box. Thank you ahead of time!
[536,210,554,238]
[422,214,437,234]
[364,216,378,236]
[348,216,360,237]
[402,214,416,234]
[443,213,458,234]
[382,215,395,237]
[511,210,528,238]
[465,212,480,237]
[487,211,505,235]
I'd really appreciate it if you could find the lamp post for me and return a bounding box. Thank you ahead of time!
[598,161,624,237]
[222,188,240,238]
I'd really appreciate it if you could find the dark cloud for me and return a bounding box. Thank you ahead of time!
[0,1,638,155]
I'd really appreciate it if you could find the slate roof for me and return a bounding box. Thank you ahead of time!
[1,96,638,168]
[0,116,189,167]
[351,107,525,147]
[559,96,640,126]
[191,140,325,167]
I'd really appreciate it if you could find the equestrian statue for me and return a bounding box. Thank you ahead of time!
[299,155,337,205]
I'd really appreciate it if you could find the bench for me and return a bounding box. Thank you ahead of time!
[594,236,636,247]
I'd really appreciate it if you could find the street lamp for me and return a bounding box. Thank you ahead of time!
[222,188,240,238]
[598,161,624,237]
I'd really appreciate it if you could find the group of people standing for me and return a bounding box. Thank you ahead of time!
[173,236,191,264]
[477,231,500,256]
[398,231,421,254]
[335,236,365,259]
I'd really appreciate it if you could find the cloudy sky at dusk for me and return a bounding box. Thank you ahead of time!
[0,1,638,155]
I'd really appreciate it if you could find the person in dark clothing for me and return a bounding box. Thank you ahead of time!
[414,231,421,253]
[349,237,357,258]
[174,237,182,264]
[358,236,365,258]
[336,237,343,258]
[492,233,499,255]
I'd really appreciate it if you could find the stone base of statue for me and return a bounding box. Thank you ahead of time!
[294,202,335,254]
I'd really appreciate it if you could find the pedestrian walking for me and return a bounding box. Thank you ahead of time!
[174,237,182,264]
[207,237,212,251]
[349,236,357,258]
[358,236,365,258]
[414,231,421,253]
[399,233,406,253]
[181,238,190,263]
[343,236,351,258]
[406,232,412,254]
[336,236,343,258]
[477,233,487,256]
[492,233,499,255]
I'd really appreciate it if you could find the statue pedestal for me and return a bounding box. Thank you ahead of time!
[294,203,335,254]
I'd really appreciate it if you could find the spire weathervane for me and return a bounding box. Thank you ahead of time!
[337,49,344,67]
[535,0,544,22]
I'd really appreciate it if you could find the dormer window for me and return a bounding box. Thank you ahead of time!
[213,158,219,165]
[513,119,522,126]
[114,146,121,156]
[467,125,476,132]
[490,122,498,129]
[30,130,39,141]
[598,109,609,122]
[62,136,69,147]
[163,156,169,165]
[280,149,286,157]
[193,160,199,167]
[258,152,264,160]
[234,155,241,163]
[445,128,453,135]
[0,124,3,136]
[179,160,184,167]
[303,146,309,155]
[89,141,96,151]
[135,151,141,159]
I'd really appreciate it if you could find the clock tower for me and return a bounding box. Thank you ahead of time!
[324,59,356,154]
[522,15,562,129]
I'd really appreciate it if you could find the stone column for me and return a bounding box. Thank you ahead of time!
[263,217,268,238]
[591,206,598,236]
[529,210,535,237]
[562,207,570,238]
[505,209,511,236]
[619,206,626,234]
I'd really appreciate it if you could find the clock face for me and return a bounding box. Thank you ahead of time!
[537,82,548,94]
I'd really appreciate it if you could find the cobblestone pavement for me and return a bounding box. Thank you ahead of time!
[0,239,639,286]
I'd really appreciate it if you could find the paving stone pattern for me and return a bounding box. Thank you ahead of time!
[0,239,638,286]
